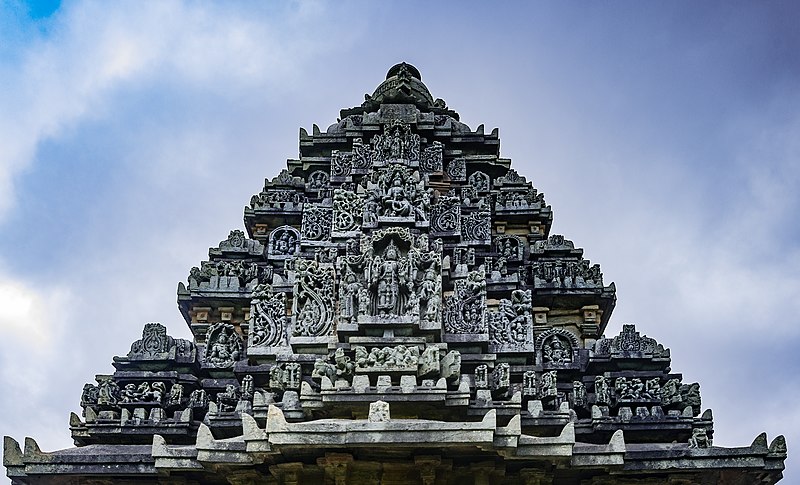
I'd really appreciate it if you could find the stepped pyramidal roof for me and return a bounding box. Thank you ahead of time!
[4,63,787,484]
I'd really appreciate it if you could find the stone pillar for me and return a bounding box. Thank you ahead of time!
[470,462,495,485]
[317,453,354,485]
[381,463,411,485]
[350,461,382,485]
[414,455,441,485]
[270,462,305,485]
[520,469,551,485]
[226,469,273,485]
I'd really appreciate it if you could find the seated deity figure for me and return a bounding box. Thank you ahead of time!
[207,329,241,366]
[274,231,296,255]
[543,335,570,364]
[383,176,413,217]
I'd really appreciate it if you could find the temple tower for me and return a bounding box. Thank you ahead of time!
[4,63,786,484]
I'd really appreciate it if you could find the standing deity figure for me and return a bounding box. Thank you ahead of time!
[340,270,361,320]
[419,268,440,321]
[374,242,403,315]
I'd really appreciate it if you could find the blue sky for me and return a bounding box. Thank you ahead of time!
[1,0,798,481]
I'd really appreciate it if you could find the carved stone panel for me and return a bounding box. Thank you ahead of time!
[204,323,243,369]
[291,259,336,337]
[461,209,491,245]
[444,269,487,336]
[420,141,443,173]
[445,158,466,181]
[488,289,534,353]
[332,188,363,235]
[248,284,289,356]
[430,196,461,236]
[268,225,300,260]
[302,206,333,242]
[468,171,490,192]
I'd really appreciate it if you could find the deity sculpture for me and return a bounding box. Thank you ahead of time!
[205,324,242,368]
[543,335,571,364]
[383,176,413,217]
[371,241,409,316]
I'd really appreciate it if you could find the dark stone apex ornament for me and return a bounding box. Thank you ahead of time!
[4,63,786,484]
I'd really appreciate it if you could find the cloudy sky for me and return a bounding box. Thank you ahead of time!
[1,0,798,481]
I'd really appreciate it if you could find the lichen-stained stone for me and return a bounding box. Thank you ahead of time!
[5,63,786,484]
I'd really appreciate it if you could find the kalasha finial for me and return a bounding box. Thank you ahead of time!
[386,62,421,81]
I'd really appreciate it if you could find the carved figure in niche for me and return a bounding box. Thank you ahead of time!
[489,289,532,350]
[340,269,362,322]
[241,375,254,400]
[97,376,120,406]
[363,192,380,225]
[475,365,489,389]
[141,382,165,403]
[81,384,99,414]
[333,348,355,380]
[543,335,572,364]
[661,378,681,406]
[643,378,661,400]
[406,290,420,318]
[168,384,184,407]
[495,235,524,261]
[539,371,558,400]
[315,247,338,264]
[468,171,490,192]
[616,377,643,401]
[419,268,441,323]
[572,381,587,408]
[121,384,139,403]
[205,323,242,368]
[216,385,239,413]
[492,363,510,391]
[523,371,537,396]
[414,188,432,221]
[371,241,410,316]
[357,288,370,316]
[188,389,208,409]
[269,363,302,391]
[688,428,712,448]
[594,375,612,405]
[384,175,413,217]
[353,345,419,370]
[445,268,487,334]
[270,226,299,257]
[371,120,420,162]
[313,357,336,382]
[307,170,329,190]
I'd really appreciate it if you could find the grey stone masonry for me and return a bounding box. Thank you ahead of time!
[5,63,786,484]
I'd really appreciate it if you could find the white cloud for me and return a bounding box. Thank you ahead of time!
[0,0,354,221]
